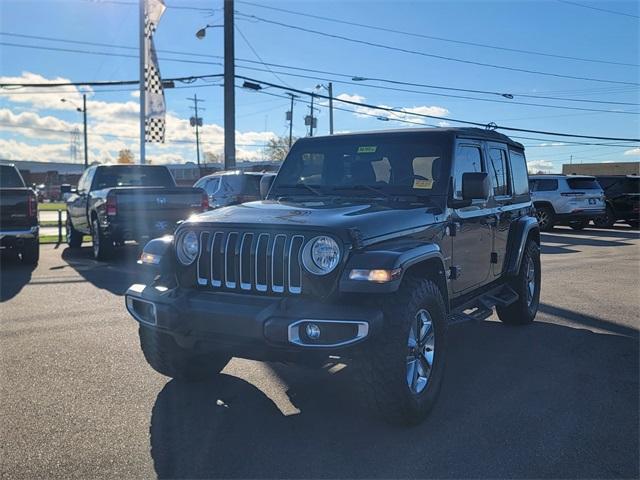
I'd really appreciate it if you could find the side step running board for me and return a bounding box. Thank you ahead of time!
[449,284,519,325]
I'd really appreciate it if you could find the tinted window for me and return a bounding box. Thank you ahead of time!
[532,179,558,191]
[488,148,510,196]
[243,175,262,196]
[566,177,600,190]
[453,145,483,199]
[509,150,529,196]
[92,166,175,189]
[0,165,25,188]
[196,177,221,195]
[273,136,448,196]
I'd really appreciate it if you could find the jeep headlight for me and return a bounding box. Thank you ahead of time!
[303,236,340,275]
[176,230,199,265]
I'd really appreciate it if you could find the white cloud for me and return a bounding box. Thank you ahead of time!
[0,72,93,112]
[623,148,640,156]
[527,159,554,173]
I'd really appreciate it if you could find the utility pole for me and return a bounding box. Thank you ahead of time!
[328,82,334,135]
[309,94,315,137]
[82,93,88,169]
[224,0,236,169]
[287,93,296,148]
[188,94,204,174]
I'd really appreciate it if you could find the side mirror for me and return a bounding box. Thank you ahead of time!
[260,175,276,199]
[462,172,490,201]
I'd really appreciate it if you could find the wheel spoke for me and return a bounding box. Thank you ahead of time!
[406,358,418,391]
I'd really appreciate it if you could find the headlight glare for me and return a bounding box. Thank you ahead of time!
[177,230,199,265]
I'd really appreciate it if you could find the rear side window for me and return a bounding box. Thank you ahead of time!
[531,179,558,191]
[196,177,221,195]
[488,148,510,197]
[509,150,529,197]
[243,176,262,196]
[0,166,25,188]
[566,177,600,190]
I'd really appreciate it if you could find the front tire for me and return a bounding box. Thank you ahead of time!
[92,217,113,261]
[139,326,231,381]
[535,205,555,232]
[66,214,83,248]
[497,239,540,325]
[21,238,39,265]
[356,276,447,425]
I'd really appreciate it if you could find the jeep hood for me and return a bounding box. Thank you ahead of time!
[189,199,439,241]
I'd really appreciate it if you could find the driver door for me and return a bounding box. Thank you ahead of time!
[450,141,494,294]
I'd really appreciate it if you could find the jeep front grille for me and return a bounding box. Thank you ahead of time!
[195,231,304,295]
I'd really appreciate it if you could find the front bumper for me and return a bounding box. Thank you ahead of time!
[125,284,383,360]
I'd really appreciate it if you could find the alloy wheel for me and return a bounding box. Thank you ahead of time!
[406,308,435,395]
[525,256,536,307]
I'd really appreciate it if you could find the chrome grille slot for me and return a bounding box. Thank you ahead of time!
[196,230,304,295]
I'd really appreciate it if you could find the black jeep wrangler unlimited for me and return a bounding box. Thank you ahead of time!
[126,128,540,424]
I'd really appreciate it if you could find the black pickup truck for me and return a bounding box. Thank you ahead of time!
[0,164,39,265]
[66,164,208,260]
[593,175,639,228]
[126,128,541,425]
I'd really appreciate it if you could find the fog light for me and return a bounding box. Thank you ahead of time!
[305,323,321,339]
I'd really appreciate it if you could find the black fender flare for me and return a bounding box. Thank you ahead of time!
[339,242,447,294]
[504,216,540,276]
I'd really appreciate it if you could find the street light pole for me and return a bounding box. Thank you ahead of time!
[309,94,314,137]
[82,93,88,169]
[288,93,295,148]
[223,0,236,169]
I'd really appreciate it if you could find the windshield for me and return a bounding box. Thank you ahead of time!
[92,166,175,189]
[0,166,26,188]
[271,135,450,198]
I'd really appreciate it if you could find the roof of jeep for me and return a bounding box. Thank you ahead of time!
[303,127,524,149]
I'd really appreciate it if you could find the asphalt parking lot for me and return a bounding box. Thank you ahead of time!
[1,227,638,479]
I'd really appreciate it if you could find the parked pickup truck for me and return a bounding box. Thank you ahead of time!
[66,164,208,260]
[0,164,39,265]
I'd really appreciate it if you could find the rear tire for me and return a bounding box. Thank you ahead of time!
[21,238,39,266]
[535,205,555,232]
[626,220,639,229]
[92,217,113,261]
[497,239,540,325]
[593,206,615,228]
[356,276,447,425]
[139,326,231,381]
[569,220,589,230]
[66,214,83,248]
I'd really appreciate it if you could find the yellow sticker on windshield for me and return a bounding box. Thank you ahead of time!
[413,179,433,189]
[357,146,377,153]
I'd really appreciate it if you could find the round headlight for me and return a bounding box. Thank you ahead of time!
[303,236,340,275]
[177,230,199,265]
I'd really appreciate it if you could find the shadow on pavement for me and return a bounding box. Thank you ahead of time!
[540,230,636,255]
[60,244,146,295]
[0,252,35,301]
[149,321,639,479]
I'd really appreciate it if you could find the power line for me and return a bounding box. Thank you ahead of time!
[237,0,639,67]
[556,0,640,19]
[0,73,223,88]
[236,12,640,86]
[235,25,292,88]
[2,32,638,107]
[236,74,640,142]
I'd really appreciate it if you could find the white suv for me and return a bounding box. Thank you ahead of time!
[529,175,605,231]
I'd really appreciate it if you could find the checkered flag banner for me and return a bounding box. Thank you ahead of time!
[144,0,166,143]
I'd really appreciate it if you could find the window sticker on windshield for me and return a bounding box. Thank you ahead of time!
[413,179,433,189]
[357,146,377,154]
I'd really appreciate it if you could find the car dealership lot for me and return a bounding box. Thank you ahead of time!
[1,227,638,479]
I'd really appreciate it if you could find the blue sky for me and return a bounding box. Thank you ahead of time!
[0,0,638,171]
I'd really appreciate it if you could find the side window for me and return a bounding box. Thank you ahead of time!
[77,170,89,193]
[84,167,96,192]
[488,148,510,197]
[203,178,220,195]
[509,150,529,197]
[453,145,483,199]
[535,179,558,191]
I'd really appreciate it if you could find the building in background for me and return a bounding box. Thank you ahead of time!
[562,162,639,176]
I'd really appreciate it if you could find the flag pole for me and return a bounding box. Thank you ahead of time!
[139,0,146,165]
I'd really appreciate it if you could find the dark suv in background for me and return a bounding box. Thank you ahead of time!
[194,171,268,210]
[126,128,541,425]
[593,175,639,229]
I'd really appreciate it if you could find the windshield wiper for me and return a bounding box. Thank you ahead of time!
[331,184,391,198]
[275,183,323,196]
